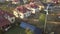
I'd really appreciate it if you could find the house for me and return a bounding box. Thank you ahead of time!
[43,0,60,4]
[24,2,44,14]
[4,11,15,23]
[0,10,15,23]
[13,6,31,19]
[0,10,15,31]
[0,15,11,31]
[6,0,20,4]
[0,11,10,31]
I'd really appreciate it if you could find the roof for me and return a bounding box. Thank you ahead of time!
[5,12,15,17]
[29,2,39,8]
[0,16,10,27]
[16,6,31,13]
[0,10,15,27]
[0,10,4,15]
[0,10,15,17]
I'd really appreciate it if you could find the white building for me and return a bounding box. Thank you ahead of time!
[24,2,44,14]
[13,6,31,19]
[6,0,20,4]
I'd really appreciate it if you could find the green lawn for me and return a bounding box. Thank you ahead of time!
[5,26,25,34]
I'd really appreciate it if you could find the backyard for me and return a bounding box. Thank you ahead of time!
[5,26,25,34]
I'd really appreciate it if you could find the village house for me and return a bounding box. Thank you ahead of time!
[13,5,31,19]
[42,0,60,4]
[4,11,15,23]
[0,10,15,31]
[6,0,20,4]
[24,2,44,14]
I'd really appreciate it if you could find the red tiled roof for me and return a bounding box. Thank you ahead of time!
[0,10,15,27]
[16,6,30,13]
[17,6,24,11]
[0,10,15,17]
[5,12,15,17]
[29,2,39,8]
[0,16,10,28]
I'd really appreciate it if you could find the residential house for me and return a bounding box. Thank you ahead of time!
[42,0,60,4]
[6,0,20,4]
[0,10,15,23]
[13,6,31,19]
[24,2,44,14]
[0,10,15,31]
[4,11,15,23]
[0,15,11,31]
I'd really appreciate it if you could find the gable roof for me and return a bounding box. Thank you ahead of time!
[0,16,10,27]
[0,10,15,17]
[0,10,15,27]
[5,12,15,17]
[16,6,31,13]
[29,2,39,8]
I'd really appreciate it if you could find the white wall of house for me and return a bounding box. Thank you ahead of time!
[25,5,44,14]
[8,16,15,23]
[13,9,31,19]
[18,11,31,19]
[6,0,13,1]
[30,8,36,14]
[24,11,31,17]
[19,12,24,19]
[29,8,40,14]
[4,14,15,23]
[12,1,20,4]
[6,0,20,4]
[38,5,44,10]
[23,0,28,4]
[13,10,19,17]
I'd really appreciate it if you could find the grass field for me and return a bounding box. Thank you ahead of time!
[5,26,25,34]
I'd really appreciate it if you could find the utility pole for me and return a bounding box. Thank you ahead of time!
[44,4,50,33]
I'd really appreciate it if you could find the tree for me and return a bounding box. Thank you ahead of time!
[39,13,46,25]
